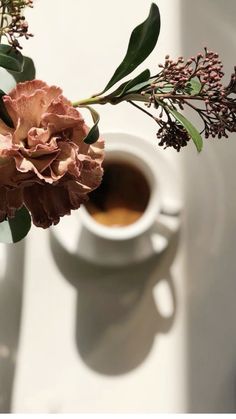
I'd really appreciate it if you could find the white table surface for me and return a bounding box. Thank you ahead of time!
[12,0,187,413]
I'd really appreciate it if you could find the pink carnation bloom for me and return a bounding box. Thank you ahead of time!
[0,80,104,228]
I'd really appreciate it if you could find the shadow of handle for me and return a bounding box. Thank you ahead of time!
[153,274,177,334]
[144,212,180,334]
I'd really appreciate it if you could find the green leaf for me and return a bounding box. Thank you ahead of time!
[116,69,151,98]
[168,107,203,152]
[0,206,31,244]
[81,106,100,144]
[107,69,151,99]
[102,3,161,93]
[127,82,176,95]
[8,56,36,82]
[155,84,174,93]
[0,89,14,127]
[125,77,155,94]
[188,79,201,95]
[0,44,24,72]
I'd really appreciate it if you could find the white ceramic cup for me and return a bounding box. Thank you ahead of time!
[80,132,161,242]
[76,132,168,265]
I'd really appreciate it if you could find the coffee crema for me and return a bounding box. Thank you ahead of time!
[84,160,150,227]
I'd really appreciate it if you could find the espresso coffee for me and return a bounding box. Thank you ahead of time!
[84,160,150,227]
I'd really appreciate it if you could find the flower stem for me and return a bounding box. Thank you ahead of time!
[128,100,156,121]
[72,93,150,108]
[72,95,107,107]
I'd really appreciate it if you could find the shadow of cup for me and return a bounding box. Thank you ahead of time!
[50,219,180,375]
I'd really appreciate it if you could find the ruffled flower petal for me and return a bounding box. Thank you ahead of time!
[0,80,105,227]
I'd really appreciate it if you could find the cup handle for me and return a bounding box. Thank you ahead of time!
[150,210,181,254]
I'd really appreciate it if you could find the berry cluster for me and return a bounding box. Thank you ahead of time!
[156,120,190,152]
[140,49,236,151]
[156,48,224,94]
[0,0,33,49]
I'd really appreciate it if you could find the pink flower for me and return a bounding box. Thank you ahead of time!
[0,80,104,228]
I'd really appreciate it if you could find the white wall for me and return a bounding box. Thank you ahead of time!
[181,0,236,413]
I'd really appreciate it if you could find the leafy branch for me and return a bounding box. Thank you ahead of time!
[73,5,236,154]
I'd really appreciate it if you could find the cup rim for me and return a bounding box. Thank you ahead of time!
[80,131,161,241]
